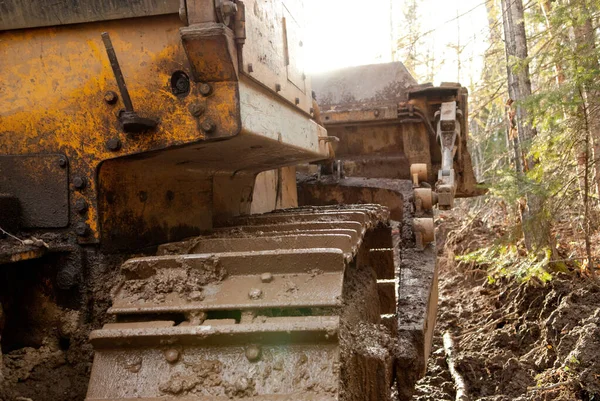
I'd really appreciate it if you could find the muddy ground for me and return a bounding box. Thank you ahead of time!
[414,211,600,401]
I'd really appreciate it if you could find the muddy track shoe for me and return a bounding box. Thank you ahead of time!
[86,205,400,400]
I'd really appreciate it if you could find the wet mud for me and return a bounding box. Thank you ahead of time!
[414,212,600,401]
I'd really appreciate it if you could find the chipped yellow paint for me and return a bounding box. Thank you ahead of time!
[0,14,241,242]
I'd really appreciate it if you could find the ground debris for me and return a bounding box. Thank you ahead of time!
[414,207,600,401]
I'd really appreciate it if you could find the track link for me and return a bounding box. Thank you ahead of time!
[86,205,397,400]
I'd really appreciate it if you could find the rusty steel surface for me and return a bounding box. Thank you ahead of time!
[0,154,69,227]
[0,0,329,246]
[311,62,417,110]
[0,0,180,31]
[310,62,481,198]
[86,205,398,400]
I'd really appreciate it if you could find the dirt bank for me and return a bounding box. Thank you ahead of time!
[414,211,600,401]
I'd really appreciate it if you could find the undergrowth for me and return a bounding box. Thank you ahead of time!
[455,244,558,283]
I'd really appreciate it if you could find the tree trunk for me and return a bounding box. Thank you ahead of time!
[500,0,550,251]
[572,2,600,199]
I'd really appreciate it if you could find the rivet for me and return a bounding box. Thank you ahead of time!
[201,119,216,133]
[75,222,89,236]
[188,103,205,117]
[275,83,282,92]
[248,288,263,299]
[58,157,68,168]
[106,138,122,151]
[73,176,87,190]
[164,349,180,364]
[245,345,261,362]
[199,83,213,96]
[248,63,254,73]
[260,272,273,283]
[104,91,118,104]
[74,199,88,214]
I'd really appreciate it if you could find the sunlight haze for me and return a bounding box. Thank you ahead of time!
[305,0,489,85]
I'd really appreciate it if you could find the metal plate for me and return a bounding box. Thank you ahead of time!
[311,61,417,110]
[241,0,312,113]
[0,0,180,31]
[0,154,69,228]
[283,5,305,92]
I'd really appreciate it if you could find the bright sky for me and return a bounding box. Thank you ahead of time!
[304,0,489,85]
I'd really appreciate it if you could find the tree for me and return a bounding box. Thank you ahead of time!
[500,0,551,252]
[395,0,423,78]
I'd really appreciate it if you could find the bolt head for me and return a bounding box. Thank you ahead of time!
[104,91,118,105]
[248,63,254,73]
[106,138,122,151]
[222,1,237,16]
[199,83,213,96]
[275,84,282,92]
[188,103,205,117]
[74,199,88,214]
[248,288,263,300]
[73,176,87,190]
[260,272,273,283]
[201,119,216,133]
[58,157,68,168]
[245,345,261,362]
[295,97,300,105]
[164,349,180,364]
[75,222,89,236]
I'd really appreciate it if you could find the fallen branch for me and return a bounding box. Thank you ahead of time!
[443,331,470,401]
[528,380,572,392]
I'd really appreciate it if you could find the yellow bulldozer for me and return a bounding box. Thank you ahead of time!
[0,1,479,400]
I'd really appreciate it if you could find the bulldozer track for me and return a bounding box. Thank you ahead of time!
[86,205,398,400]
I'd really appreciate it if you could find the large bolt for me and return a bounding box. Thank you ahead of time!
[188,103,205,117]
[74,199,88,214]
[245,345,261,362]
[201,119,216,133]
[221,0,237,16]
[73,176,87,190]
[75,222,89,236]
[56,265,79,290]
[164,349,180,364]
[106,138,122,151]
[199,83,213,96]
[104,91,118,105]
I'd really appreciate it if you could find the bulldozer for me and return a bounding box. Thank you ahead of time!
[0,1,480,400]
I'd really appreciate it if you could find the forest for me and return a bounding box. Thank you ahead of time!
[397,0,600,400]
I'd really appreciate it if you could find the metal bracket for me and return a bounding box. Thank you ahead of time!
[215,0,237,26]
[435,101,461,209]
[101,32,159,134]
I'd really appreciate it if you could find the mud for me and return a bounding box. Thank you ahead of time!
[119,255,226,304]
[2,205,423,401]
[414,211,600,401]
[0,248,126,401]
[339,250,395,401]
